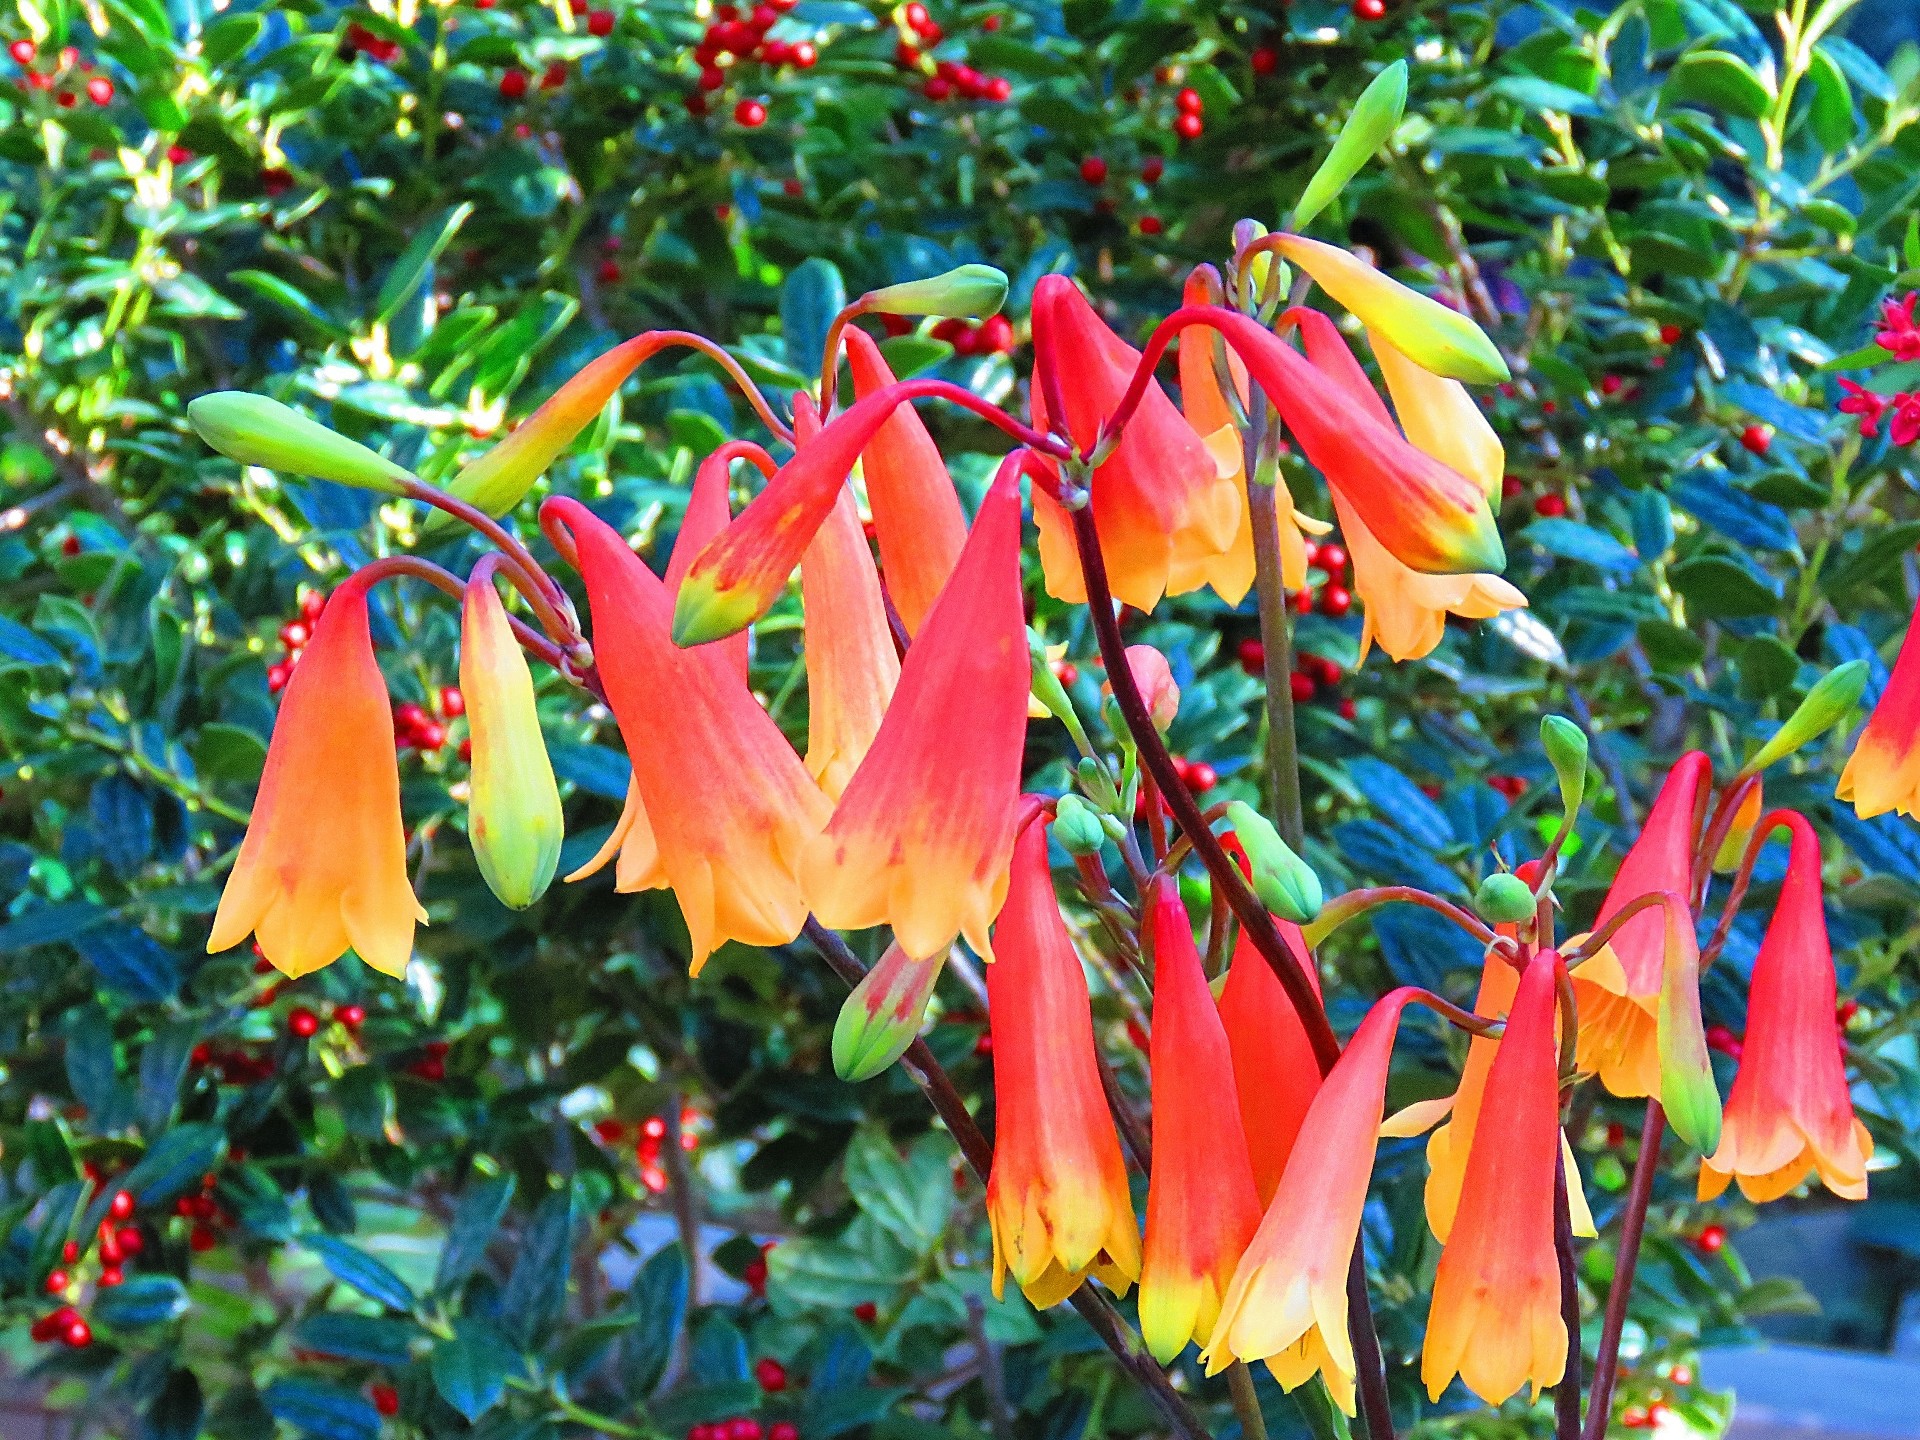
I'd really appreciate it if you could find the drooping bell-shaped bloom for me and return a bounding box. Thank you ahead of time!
[446,334,657,517]
[1294,312,1523,663]
[1571,751,1711,1098]
[802,456,1027,960]
[1028,275,1241,612]
[1369,331,1505,498]
[1138,879,1264,1362]
[460,568,564,910]
[1202,988,1418,1415]
[209,572,422,978]
[568,443,749,890]
[1838,593,1920,819]
[1174,268,1309,602]
[789,396,901,799]
[548,497,832,972]
[1700,813,1872,1203]
[1422,948,1521,1243]
[845,327,968,636]
[1422,951,1567,1406]
[1217,920,1323,1206]
[985,802,1142,1308]
[832,941,948,1083]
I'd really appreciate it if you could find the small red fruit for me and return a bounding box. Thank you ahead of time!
[99,1265,123,1287]
[587,9,614,35]
[1172,112,1202,141]
[85,74,112,104]
[414,720,448,750]
[598,258,622,284]
[924,75,951,100]
[45,1269,68,1294]
[1318,584,1352,617]
[1533,493,1568,517]
[853,1300,878,1322]
[279,620,309,650]
[116,1227,143,1255]
[734,97,767,126]
[1337,697,1357,721]
[1139,214,1164,236]
[977,314,1015,354]
[769,1426,797,1440]
[108,1191,134,1221]
[288,1007,320,1039]
[1141,155,1164,183]
[336,1003,366,1030]
[370,1383,401,1417]
[1606,1122,1626,1147]
[1237,637,1266,674]
[1290,586,1315,615]
[791,40,818,67]
[1659,323,1683,345]
[61,1241,78,1263]
[499,68,528,99]
[63,1318,91,1347]
[1353,0,1386,17]
[744,1255,769,1294]
[1183,761,1217,792]
[1314,542,1348,574]
[1079,155,1107,184]
[1250,46,1277,74]
[9,39,34,64]
[756,1357,788,1392]
[1696,1223,1727,1254]
[1290,672,1316,703]
[1600,374,1623,396]
[189,1222,217,1251]
[1740,423,1770,455]
[1174,86,1202,113]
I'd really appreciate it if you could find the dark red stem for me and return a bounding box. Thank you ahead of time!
[1582,1100,1666,1440]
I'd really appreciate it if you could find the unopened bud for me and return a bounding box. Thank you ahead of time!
[188,393,412,494]
[863,265,1009,319]
[1222,801,1322,922]
[1473,872,1536,925]
[1108,644,1179,733]
[1742,660,1869,776]
[1540,715,1589,820]
[833,943,946,1082]
[1291,60,1408,231]
[1052,795,1108,857]
[1028,628,1082,732]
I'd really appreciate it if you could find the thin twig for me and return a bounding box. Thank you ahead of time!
[1582,1101,1666,1440]
[1553,1145,1584,1440]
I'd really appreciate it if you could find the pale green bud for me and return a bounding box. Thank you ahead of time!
[1742,660,1869,776]
[1291,61,1408,231]
[833,944,946,1082]
[189,392,412,495]
[1223,801,1323,923]
[1540,715,1589,820]
[1473,872,1537,925]
[1052,795,1108,857]
[863,265,1008,319]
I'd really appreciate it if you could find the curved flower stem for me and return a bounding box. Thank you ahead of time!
[816,301,869,416]
[800,919,1212,1440]
[1582,1100,1667,1440]
[644,330,795,444]
[1691,773,1762,908]
[1699,810,1795,971]
[1558,889,1690,967]
[1302,886,1502,953]
[401,477,583,655]
[356,554,577,680]
[1408,989,1508,1041]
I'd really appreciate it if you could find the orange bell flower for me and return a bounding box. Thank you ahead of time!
[1293,311,1523,662]
[547,497,831,972]
[568,442,752,890]
[1422,950,1568,1406]
[1700,812,1872,1203]
[790,396,900,799]
[1028,275,1241,612]
[845,327,968,635]
[1421,947,1522,1243]
[1217,920,1323,1206]
[1138,878,1265,1362]
[802,455,1028,960]
[1838,593,1920,818]
[985,801,1141,1308]
[1571,751,1711,1098]
[1202,987,1419,1414]
[209,571,423,978]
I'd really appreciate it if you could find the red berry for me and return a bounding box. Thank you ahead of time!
[63,1318,91,1347]
[116,1227,143,1255]
[1501,475,1523,500]
[1696,1223,1727,1254]
[1183,761,1217,792]
[728,1422,763,1440]
[45,1269,68,1294]
[853,1300,878,1322]
[791,39,818,66]
[279,620,309,650]
[1290,587,1315,615]
[1533,493,1567,517]
[903,1,930,27]
[108,1191,133,1221]
[924,75,951,100]
[1079,155,1107,184]
[414,720,447,750]
[744,1255,769,1292]
[1139,214,1164,236]
[1237,637,1266,674]
[61,1241,79,1263]
[769,1427,796,1440]
[1739,423,1770,455]
[984,74,1009,100]
[734,97,767,126]
[336,1003,366,1030]
[1353,0,1386,17]
[189,1222,216,1251]
[1289,672,1316,703]
[1318,584,1352,617]
[499,68,528,99]
[756,1357,788,1391]
[1141,155,1164,183]
[1313,542,1348,574]
[300,590,325,621]
[977,314,1015,354]
[99,1265,123,1287]
[1175,86,1202,113]
[1837,999,1860,1026]
[1606,1122,1626,1148]
[370,1383,401,1417]
[587,9,614,35]
[85,74,111,104]
[1337,697,1357,721]
[413,1056,446,1081]
[1599,374,1623,397]
[541,60,567,88]
[1250,46,1277,74]
[1172,112,1202,141]
[1659,323,1683,345]
[9,39,33,64]
[598,258,622,284]
[266,661,292,697]
[288,1007,320,1038]
[1310,655,1343,686]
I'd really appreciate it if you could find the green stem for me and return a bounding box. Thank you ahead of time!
[1246,469,1305,849]
[1228,1361,1271,1440]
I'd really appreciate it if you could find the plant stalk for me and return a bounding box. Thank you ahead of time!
[1246,474,1306,848]
[1582,1100,1666,1440]
[1553,1144,1583,1440]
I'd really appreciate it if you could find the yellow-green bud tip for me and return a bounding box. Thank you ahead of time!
[863,265,1009,319]
[189,392,413,495]
[1743,660,1870,776]
[1223,801,1323,923]
[670,574,760,648]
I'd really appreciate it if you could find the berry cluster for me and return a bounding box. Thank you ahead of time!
[1287,541,1352,618]
[406,1038,451,1082]
[678,0,814,119]
[923,313,1015,356]
[1485,774,1529,802]
[1834,292,1920,445]
[266,590,327,694]
[342,22,403,64]
[592,1106,700,1193]
[396,686,464,752]
[685,1421,797,1440]
[894,3,1011,105]
[171,1169,234,1253]
[1078,153,1167,234]
[7,39,114,105]
[30,1182,158,1345]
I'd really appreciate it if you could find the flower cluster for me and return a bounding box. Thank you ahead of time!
[1833,291,1920,443]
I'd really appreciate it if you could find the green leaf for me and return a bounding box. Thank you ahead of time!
[1807,46,1856,151]
[375,204,474,325]
[122,1124,226,1207]
[843,1128,952,1255]
[781,257,847,382]
[304,1234,417,1313]
[191,722,268,783]
[1823,521,1920,594]
[1669,554,1782,619]
[1737,634,1800,699]
[294,1312,420,1367]
[0,615,62,668]
[619,1243,689,1396]
[1523,517,1638,571]
[500,1187,573,1347]
[261,1379,383,1440]
[431,1320,520,1421]
[92,1274,190,1328]
[229,270,345,338]
[200,12,262,66]
[1666,51,1772,120]
[437,1172,516,1291]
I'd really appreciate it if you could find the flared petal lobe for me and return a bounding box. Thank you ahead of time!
[551,497,832,971]
[1571,751,1712,1098]
[208,574,421,978]
[1203,988,1419,1415]
[1028,275,1241,612]
[1138,880,1264,1362]
[1422,952,1567,1406]
[1838,594,1920,819]
[460,572,564,909]
[803,457,1028,960]
[1217,920,1323,1206]
[986,805,1141,1307]
[845,327,968,635]
[1701,813,1871,1203]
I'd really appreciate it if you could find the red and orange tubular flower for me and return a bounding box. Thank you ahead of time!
[845,327,968,635]
[985,801,1141,1308]
[549,497,832,972]
[1203,988,1419,1414]
[1701,812,1872,1203]
[1422,951,1568,1407]
[1571,750,1712,1098]
[802,456,1028,960]
[1028,275,1241,612]
[1217,921,1323,1207]
[1138,879,1265,1363]
[1838,593,1920,818]
[209,572,423,978]
[1422,947,1521,1242]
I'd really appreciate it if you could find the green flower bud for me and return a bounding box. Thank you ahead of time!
[1290,60,1408,231]
[833,944,946,1082]
[188,392,412,495]
[1742,660,1869,776]
[1657,902,1722,1154]
[1052,794,1108,857]
[1222,801,1323,923]
[1540,715,1589,820]
[1473,872,1537,925]
[863,265,1009,319]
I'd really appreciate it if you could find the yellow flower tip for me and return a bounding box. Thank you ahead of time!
[669,569,762,647]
